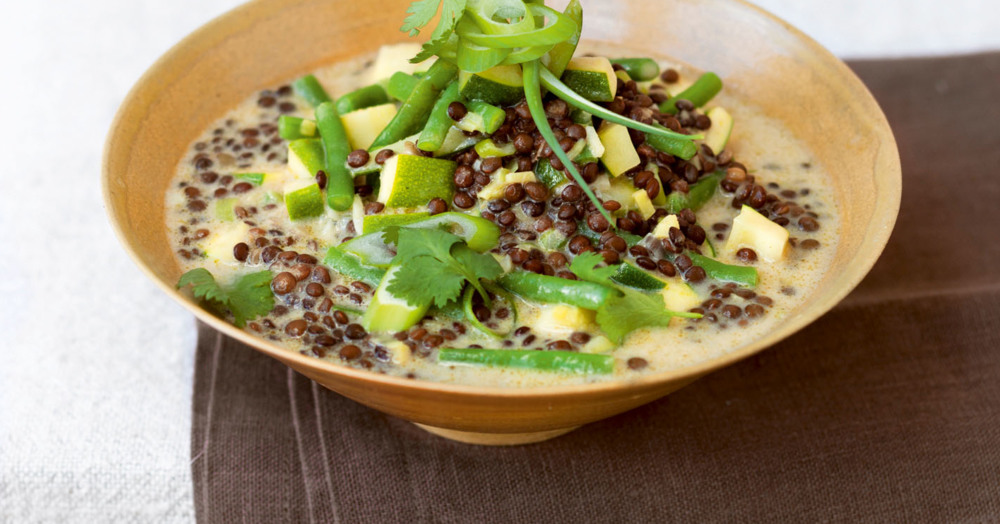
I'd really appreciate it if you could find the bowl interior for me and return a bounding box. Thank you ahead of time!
[104,0,900,433]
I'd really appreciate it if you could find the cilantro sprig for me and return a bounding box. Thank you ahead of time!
[570,253,700,344]
[383,226,502,308]
[400,0,468,63]
[177,268,275,327]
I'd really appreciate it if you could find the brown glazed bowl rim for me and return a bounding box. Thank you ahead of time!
[103,0,900,399]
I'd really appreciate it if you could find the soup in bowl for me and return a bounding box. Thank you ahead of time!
[104,0,900,444]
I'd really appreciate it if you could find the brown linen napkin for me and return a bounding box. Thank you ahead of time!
[191,53,1000,523]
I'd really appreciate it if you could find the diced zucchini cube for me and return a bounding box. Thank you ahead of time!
[377,154,456,208]
[561,57,617,102]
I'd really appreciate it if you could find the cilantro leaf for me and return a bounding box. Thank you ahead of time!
[393,226,462,263]
[385,227,502,308]
[569,251,699,344]
[452,245,503,282]
[400,0,468,63]
[596,288,677,345]
[388,257,468,308]
[401,0,445,35]
[177,269,275,327]
[177,268,229,303]
[227,272,278,327]
[568,251,617,285]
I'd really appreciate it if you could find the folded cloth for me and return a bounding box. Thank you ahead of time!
[191,53,1000,522]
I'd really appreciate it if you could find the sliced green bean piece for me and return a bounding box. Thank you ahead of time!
[645,123,698,160]
[660,72,723,114]
[292,74,332,107]
[335,84,389,114]
[498,271,616,310]
[278,115,317,140]
[666,172,723,214]
[387,72,420,101]
[369,59,458,150]
[687,252,758,287]
[455,101,506,135]
[417,81,461,152]
[438,348,614,375]
[314,102,354,211]
[609,58,660,81]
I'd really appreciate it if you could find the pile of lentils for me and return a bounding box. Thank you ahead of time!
[171,68,828,374]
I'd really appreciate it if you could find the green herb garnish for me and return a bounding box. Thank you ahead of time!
[397,0,701,227]
[383,226,503,308]
[177,268,275,327]
[570,253,700,344]
[401,0,468,63]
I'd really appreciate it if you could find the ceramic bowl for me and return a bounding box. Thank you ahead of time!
[103,0,900,445]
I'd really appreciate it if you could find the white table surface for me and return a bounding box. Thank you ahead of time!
[1,0,997,522]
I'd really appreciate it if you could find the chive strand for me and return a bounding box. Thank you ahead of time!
[522,60,614,226]
[538,66,702,141]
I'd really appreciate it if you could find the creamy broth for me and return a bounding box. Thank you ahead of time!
[166,46,838,387]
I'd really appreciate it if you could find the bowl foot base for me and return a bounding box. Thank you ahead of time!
[414,423,580,445]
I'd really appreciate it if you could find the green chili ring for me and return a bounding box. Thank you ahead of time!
[462,284,517,339]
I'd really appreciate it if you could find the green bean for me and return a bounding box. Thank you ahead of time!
[387,71,420,101]
[314,102,354,211]
[369,59,458,149]
[660,72,723,114]
[292,74,332,107]
[666,172,723,214]
[278,115,317,140]
[687,252,758,288]
[498,271,617,310]
[335,84,389,114]
[456,101,506,134]
[417,81,461,152]
[645,123,698,160]
[321,247,387,287]
[438,348,614,375]
[609,58,660,81]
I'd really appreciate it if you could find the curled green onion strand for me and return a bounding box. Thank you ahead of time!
[459,5,576,49]
[522,60,615,226]
[538,66,702,142]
